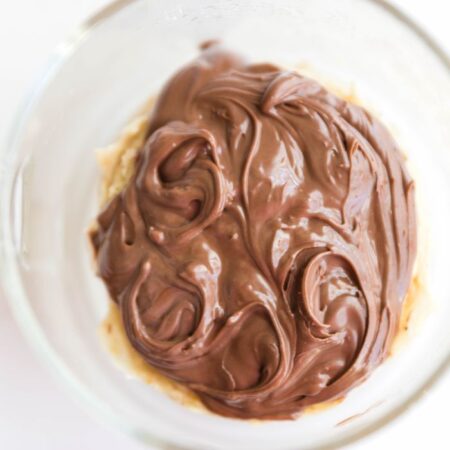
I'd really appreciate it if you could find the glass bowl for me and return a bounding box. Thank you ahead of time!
[1,0,449,448]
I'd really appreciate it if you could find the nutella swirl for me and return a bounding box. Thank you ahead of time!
[91,45,416,419]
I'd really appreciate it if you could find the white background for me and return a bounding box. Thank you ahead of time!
[0,1,448,449]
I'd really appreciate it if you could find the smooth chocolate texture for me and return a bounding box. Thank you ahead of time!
[91,45,416,419]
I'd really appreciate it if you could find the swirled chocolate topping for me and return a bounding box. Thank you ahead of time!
[91,45,416,419]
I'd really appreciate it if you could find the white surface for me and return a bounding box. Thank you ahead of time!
[0,1,448,449]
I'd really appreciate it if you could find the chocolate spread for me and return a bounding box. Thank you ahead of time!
[91,45,416,419]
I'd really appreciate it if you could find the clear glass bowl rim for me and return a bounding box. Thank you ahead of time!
[0,0,449,448]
